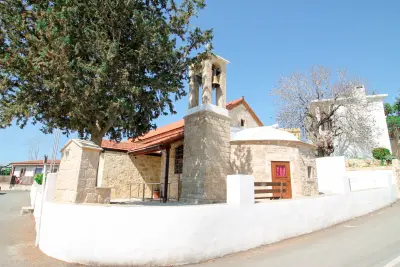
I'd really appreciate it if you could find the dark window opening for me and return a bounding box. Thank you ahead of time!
[174,145,184,174]
[241,119,245,127]
[308,166,312,179]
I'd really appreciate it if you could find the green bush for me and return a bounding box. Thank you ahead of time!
[0,168,10,175]
[372,147,391,160]
[384,154,396,164]
[34,173,43,185]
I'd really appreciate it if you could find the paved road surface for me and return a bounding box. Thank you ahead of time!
[0,190,80,267]
[187,201,400,267]
[1,190,400,267]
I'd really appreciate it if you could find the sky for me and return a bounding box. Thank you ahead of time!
[1,0,399,165]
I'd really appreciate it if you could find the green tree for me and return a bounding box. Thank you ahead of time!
[384,103,394,116]
[385,101,400,157]
[0,0,212,145]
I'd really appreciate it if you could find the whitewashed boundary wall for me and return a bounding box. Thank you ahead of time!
[37,174,397,266]
[347,170,392,191]
[317,156,399,194]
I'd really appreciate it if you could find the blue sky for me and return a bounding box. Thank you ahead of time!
[1,0,399,165]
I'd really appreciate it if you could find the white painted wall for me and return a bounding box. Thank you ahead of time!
[38,185,396,266]
[347,170,393,191]
[367,95,392,151]
[316,156,349,194]
[13,166,37,177]
[30,182,41,207]
[226,175,254,205]
[316,156,396,193]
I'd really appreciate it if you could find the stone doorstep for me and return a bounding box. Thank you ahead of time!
[21,206,34,215]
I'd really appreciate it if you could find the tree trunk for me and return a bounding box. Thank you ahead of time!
[394,128,399,158]
[90,134,103,146]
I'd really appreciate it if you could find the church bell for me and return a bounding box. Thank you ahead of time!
[212,67,221,87]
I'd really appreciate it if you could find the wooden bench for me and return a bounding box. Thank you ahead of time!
[254,182,287,200]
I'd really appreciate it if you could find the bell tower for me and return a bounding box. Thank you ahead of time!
[181,54,231,203]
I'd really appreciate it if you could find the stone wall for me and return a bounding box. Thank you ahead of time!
[346,158,389,170]
[230,141,318,198]
[392,159,400,197]
[182,110,231,203]
[99,150,161,200]
[75,148,101,203]
[160,140,183,200]
[55,141,82,202]
[229,103,259,128]
[0,175,11,183]
[55,139,108,204]
[298,146,319,196]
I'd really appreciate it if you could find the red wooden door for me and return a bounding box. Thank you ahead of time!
[271,161,292,199]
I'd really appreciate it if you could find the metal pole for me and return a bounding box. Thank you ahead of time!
[35,155,48,246]
[163,146,171,203]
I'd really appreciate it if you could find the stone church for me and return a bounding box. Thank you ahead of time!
[95,55,318,203]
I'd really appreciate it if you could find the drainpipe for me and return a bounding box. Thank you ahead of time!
[163,145,171,203]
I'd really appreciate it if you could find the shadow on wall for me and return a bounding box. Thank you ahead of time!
[127,154,162,199]
[335,130,379,158]
[231,145,253,175]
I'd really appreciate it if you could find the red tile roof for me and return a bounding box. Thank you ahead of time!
[10,160,61,166]
[101,97,262,153]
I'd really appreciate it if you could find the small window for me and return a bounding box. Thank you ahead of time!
[174,145,184,174]
[35,168,43,174]
[240,119,245,127]
[307,166,312,179]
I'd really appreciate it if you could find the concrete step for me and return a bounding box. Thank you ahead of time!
[20,206,34,215]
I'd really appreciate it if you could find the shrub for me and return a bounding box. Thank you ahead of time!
[0,168,10,175]
[384,154,396,164]
[372,147,391,160]
[34,173,43,185]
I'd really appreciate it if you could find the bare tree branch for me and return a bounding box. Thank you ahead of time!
[28,139,40,160]
[271,66,378,157]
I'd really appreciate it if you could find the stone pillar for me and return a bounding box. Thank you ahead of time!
[226,175,254,205]
[54,139,111,204]
[181,108,231,203]
[201,59,212,105]
[188,69,199,109]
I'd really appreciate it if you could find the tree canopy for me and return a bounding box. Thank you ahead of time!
[0,0,212,145]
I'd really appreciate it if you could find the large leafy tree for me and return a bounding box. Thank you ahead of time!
[0,0,212,145]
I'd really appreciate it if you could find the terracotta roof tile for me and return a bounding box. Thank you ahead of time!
[100,139,136,151]
[101,97,262,153]
[226,96,245,109]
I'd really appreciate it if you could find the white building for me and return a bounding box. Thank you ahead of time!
[11,159,60,184]
[311,86,391,158]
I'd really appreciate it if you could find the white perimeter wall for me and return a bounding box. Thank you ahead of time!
[38,184,397,266]
[317,156,397,194]
[347,170,393,191]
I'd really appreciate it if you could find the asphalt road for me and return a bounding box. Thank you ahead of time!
[0,190,80,267]
[1,191,400,267]
[187,201,400,267]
